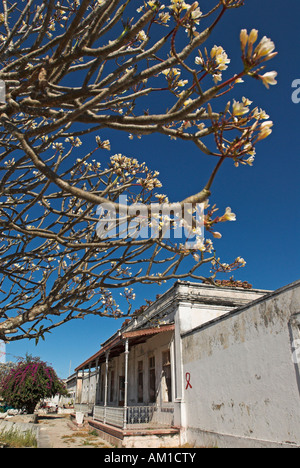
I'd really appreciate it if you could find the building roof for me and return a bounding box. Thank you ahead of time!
[74,280,272,372]
[75,324,175,371]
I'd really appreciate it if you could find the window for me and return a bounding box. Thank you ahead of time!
[149,356,156,403]
[162,350,172,402]
[138,361,144,403]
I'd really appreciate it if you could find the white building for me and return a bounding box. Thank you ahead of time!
[0,341,5,364]
[181,279,300,448]
[71,279,300,448]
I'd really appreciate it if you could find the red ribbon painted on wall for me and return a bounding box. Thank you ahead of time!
[185,372,192,390]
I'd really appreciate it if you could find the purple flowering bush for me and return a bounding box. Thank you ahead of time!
[0,360,68,414]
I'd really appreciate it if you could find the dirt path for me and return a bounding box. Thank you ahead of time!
[37,414,112,448]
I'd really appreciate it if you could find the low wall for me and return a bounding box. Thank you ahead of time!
[0,418,39,437]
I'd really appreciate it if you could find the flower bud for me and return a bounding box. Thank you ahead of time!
[248,29,258,45]
[240,29,248,50]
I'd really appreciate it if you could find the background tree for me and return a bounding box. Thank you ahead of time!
[0,356,68,414]
[0,0,277,342]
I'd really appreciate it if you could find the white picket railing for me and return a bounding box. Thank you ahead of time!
[105,406,124,428]
[93,405,105,421]
[74,403,93,415]
[93,405,174,429]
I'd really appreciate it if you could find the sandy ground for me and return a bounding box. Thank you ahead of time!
[5,413,112,449]
[37,414,113,448]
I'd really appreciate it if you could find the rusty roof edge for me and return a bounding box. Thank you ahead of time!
[122,323,175,339]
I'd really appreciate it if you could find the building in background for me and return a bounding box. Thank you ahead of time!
[71,280,300,448]
[0,341,5,364]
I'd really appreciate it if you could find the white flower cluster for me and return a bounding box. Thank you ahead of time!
[65,136,82,147]
[110,154,142,175]
[195,45,230,84]
[240,29,277,89]
[95,136,111,150]
[137,1,202,34]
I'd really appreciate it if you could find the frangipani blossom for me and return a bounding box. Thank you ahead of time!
[195,45,230,84]
[240,29,278,93]
[260,71,278,89]
[191,6,202,23]
[241,29,276,60]
[221,207,236,222]
[195,55,204,66]
[159,12,171,23]
[232,99,250,116]
[137,30,148,42]
[211,45,230,71]
[254,35,276,59]
[257,121,274,141]
[236,257,246,267]
[169,0,189,14]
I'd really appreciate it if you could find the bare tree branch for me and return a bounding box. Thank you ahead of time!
[0,0,277,342]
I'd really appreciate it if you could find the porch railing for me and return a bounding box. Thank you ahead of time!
[93,404,174,429]
[74,403,93,415]
[93,405,124,427]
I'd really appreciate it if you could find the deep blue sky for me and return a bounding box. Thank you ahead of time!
[6,0,300,377]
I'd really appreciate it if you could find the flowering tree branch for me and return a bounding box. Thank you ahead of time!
[0,0,277,342]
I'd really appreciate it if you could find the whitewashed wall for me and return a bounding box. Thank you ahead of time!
[81,372,98,405]
[172,282,268,432]
[180,280,300,448]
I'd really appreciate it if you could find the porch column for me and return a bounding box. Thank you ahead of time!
[123,338,129,430]
[80,369,84,408]
[104,351,109,424]
[170,338,176,402]
[88,363,91,407]
[75,371,79,404]
[94,358,99,406]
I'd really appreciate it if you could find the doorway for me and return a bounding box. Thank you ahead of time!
[119,376,125,406]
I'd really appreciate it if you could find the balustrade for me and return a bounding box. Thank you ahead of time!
[93,404,174,429]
